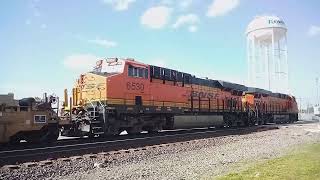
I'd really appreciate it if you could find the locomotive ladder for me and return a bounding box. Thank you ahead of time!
[244,103,259,126]
[87,100,105,135]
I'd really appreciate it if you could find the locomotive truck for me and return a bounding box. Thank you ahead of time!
[59,58,298,138]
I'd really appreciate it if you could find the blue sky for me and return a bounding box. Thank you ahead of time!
[0,0,320,107]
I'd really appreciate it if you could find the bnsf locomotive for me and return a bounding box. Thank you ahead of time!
[60,58,298,137]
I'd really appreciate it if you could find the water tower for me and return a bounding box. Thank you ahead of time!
[246,16,289,93]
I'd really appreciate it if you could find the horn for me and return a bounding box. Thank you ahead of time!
[51,96,57,104]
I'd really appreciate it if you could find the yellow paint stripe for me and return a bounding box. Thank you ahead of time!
[106,98,190,108]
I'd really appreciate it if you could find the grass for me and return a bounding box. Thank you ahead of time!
[216,143,320,180]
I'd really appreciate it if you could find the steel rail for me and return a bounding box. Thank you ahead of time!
[0,125,277,166]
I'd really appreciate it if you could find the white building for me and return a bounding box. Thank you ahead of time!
[246,16,289,93]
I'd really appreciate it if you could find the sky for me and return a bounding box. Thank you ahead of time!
[0,0,320,108]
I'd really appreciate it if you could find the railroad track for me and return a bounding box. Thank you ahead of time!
[0,128,223,151]
[0,128,229,152]
[0,125,278,166]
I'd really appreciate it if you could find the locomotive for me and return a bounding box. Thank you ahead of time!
[60,58,298,137]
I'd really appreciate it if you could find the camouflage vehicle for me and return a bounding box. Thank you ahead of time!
[0,93,59,144]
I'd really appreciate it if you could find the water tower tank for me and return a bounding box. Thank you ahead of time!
[246,16,289,93]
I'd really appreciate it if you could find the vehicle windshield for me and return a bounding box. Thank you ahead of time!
[93,58,125,75]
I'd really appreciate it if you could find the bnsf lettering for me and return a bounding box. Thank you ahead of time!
[191,91,218,99]
[84,83,95,90]
[127,82,144,92]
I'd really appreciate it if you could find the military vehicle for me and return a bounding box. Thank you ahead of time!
[0,93,59,144]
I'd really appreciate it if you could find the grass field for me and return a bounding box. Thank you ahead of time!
[216,143,320,180]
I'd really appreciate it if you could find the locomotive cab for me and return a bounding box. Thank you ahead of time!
[70,58,127,107]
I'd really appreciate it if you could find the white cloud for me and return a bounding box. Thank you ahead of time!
[179,0,193,10]
[172,14,199,28]
[308,25,320,37]
[63,54,100,72]
[188,25,197,32]
[141,6,172,29]
[88,37,118,48]
[160,0,193,10]
[172,14,199,32]
[207,0,239,17]
[103,0,136,11]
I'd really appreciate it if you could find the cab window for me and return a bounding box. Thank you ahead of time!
[128,65,148,79]
[138,68,144,78]
[128,65,133,76]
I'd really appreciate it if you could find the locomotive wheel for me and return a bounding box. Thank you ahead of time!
[145,123,163,134]
[25,132,45,143]
[242,114,249,127]
[223,114,234,127]
[9,134,22,145]
[45,130,59,142]
[46,123,59,142]
[26,129,59,143]
[127,126,142,135]
[88,133,96,138]
[248,116,256,126]
[108,125,120,136]
[147,129,159,134]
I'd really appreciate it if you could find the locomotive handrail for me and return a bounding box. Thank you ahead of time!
[87,99,97,119]
[97,100,105,108]
[97,100,107,133]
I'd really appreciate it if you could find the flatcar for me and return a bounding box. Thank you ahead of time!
[60,58,298,137]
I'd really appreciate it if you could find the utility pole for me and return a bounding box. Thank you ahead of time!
[298,97,302,113]
[316,77,319,106]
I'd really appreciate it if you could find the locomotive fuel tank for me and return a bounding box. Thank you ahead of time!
[173,115,224,129]
[273,114,290,123]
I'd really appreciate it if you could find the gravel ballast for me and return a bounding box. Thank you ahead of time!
[1,122,320,180]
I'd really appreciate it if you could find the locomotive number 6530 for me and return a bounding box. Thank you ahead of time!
[126,82,144,92]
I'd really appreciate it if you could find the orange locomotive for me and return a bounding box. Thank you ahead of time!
[60,58,298,137]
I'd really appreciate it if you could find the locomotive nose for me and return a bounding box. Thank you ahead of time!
[68,73,108,107]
